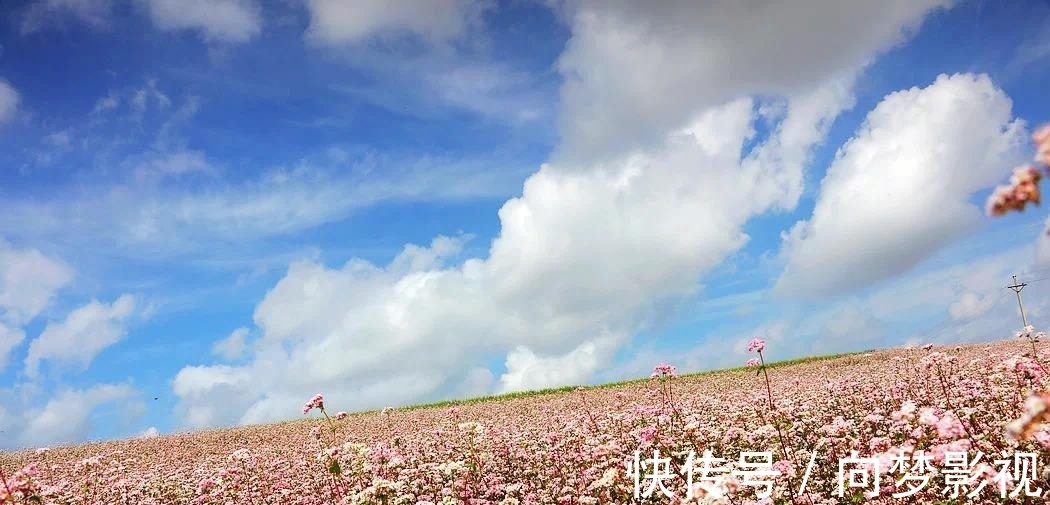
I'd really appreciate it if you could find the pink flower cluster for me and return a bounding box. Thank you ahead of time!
[987,165,1042,217]
[650,363,676,378]
[746,338,765,353]
[302,393,324,415]
[3,338,1050,504]
[987,124,1050,218]
[0,463,40,503]
[745,358,761,367]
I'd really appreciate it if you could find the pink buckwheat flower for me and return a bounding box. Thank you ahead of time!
[918,407,940,426]
[935,412,966,439]
[1034,429,1050,450]
[747,338,765,353]
[987,166,1042,217]
[303,393,325,414]
[745,358,761,367]
[891,400,917,422]
[650,363,676,378]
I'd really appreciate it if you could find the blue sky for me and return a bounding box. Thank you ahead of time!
[1,0,1050,450]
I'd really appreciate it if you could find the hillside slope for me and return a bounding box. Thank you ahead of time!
[2,339,1047,504]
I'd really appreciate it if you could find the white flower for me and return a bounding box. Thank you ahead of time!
[457,421,485,435]
[588,467,618,490]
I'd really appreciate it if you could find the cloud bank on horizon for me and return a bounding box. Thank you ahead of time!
[1,0,1049,449]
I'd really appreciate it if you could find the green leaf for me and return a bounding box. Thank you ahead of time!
[328,460,342,475]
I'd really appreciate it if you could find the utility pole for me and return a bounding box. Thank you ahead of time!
[1007,275,1029,328]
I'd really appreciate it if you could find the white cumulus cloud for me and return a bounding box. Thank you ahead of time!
[949,291,999,321]
[498,333,622,393]
[137,426,160,438]
[24,294,138,378]
[0,241,74,326]
[15,383,137,449]
[212,327,249,360]
[552,0,954,164]
[775,73,1028,298]
[169,0,959,429]
[171,77,856,426]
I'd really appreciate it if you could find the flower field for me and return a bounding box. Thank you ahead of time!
[4,338,1050,504]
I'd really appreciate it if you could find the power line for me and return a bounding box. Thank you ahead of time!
[922,291,1012,340]
[908,279,1021,345]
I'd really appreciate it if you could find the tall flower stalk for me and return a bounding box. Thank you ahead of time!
[302,393,349,500]
[746,338,799,505]
[650,363,683,428]
[650,363,677,405]
[748,339,776,412]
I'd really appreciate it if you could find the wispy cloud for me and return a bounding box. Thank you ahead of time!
[0,152,532,261]
[0,80,20,123]
[139,0,262,44]
[327,50,556,131]
[1005,13,1050,77]
[19,0,117,34]
[302,0,489,48]
[18,0,262,44]
[3,78,534,268]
